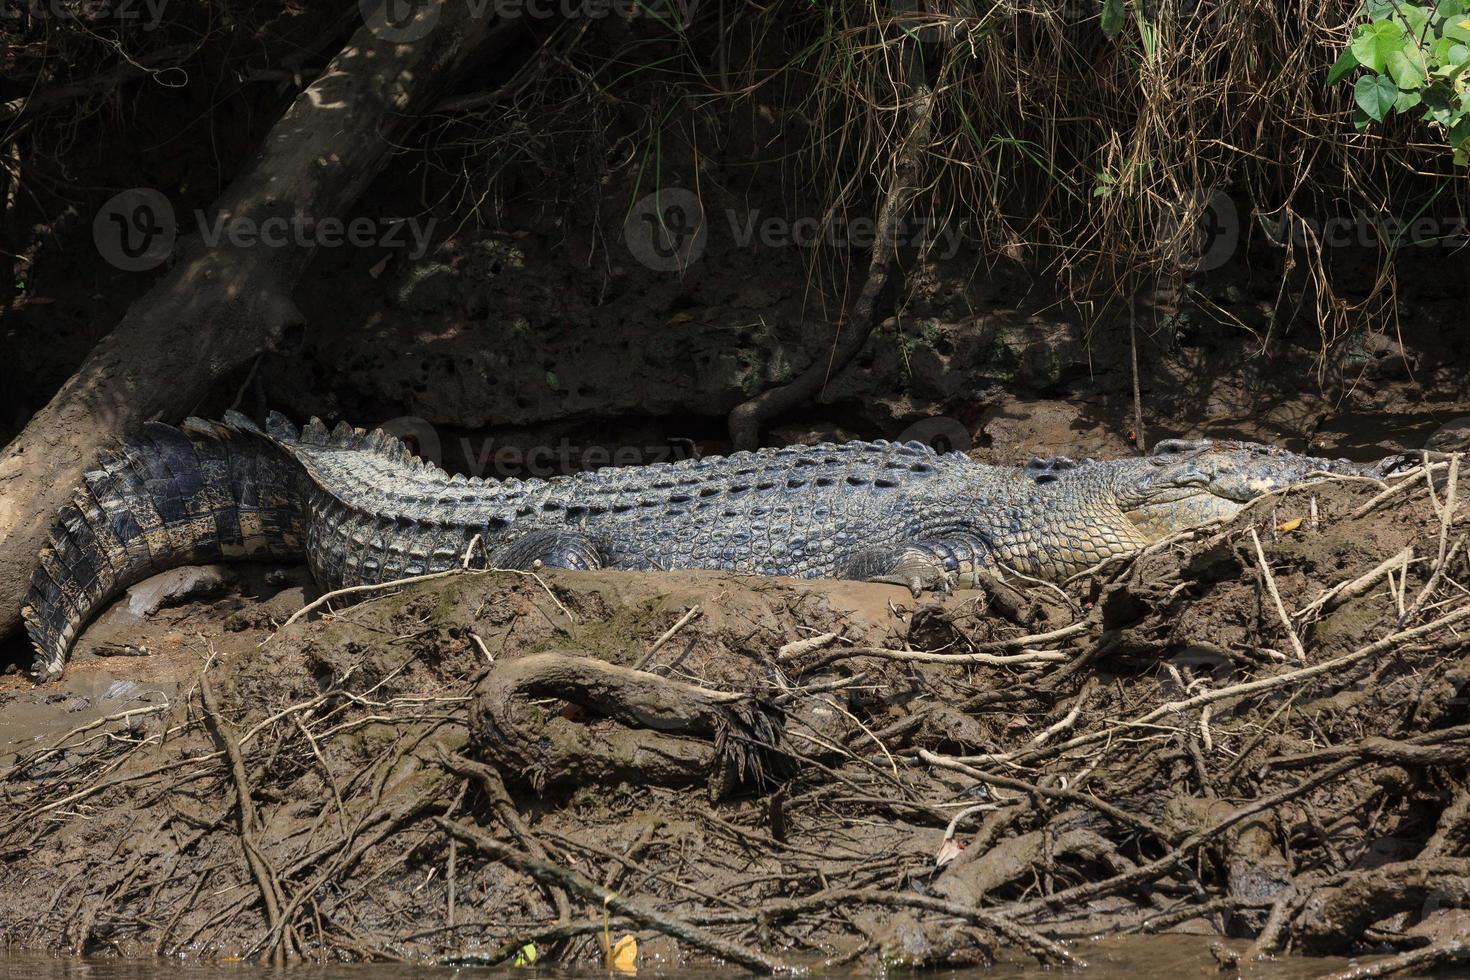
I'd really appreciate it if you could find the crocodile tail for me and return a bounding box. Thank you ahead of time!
[22,413,306,680]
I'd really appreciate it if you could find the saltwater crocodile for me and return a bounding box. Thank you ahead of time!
[22,412,1393,679]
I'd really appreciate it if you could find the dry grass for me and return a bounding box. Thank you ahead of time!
[449,0,1469,374]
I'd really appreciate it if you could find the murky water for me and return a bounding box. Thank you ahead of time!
[0,936,1366,979]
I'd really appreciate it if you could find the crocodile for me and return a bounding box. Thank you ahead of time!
[21,412,1395,680]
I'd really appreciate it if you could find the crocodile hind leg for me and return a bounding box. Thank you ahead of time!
[491,529,604,571]
[843,535,990,598]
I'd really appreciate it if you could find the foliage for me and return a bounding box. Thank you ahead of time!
[1330,0,1470,164]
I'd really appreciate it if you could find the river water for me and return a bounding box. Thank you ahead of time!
[0,936,1365,979]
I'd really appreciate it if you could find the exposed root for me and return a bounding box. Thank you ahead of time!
[470,651,794,798]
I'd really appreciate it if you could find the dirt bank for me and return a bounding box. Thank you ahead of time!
[2,464,1470,975]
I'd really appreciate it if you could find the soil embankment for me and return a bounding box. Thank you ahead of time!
[3,464,1470,974]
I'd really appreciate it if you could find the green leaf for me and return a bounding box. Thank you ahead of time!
[1101,0,1126,36]
[1443,17,1470,42]
[1437,0,1466,17]
[1352,21,1408,72]
[1354,107,1375,131]
[1387,47,1428,87]
[1454,145,1468,165]
[1395,4,1431,38]
[1328,47,1361,84]
[1356,72,1401,120]
[1396,88,1425,110]
[1364,0,1397,17]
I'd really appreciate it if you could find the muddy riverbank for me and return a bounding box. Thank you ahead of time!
[3,466,1469,975]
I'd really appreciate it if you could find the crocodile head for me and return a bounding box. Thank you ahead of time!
[1111,439,1399,540]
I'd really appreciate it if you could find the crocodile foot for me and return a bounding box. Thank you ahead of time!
[866,550,957,598]
[845,538,990,598]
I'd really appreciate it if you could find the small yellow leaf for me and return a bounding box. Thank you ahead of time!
[607,934,639,974]
[512,942,539,967]
[1278,517,1303,533]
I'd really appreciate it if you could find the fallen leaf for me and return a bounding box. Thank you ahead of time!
[607,934,638,974]
[1278,517,1303,533]
[934,836,966,869]
[512,942,538,967]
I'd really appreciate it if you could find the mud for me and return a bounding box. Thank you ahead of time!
[2,467,1470,976]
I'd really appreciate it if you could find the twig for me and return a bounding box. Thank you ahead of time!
[279,568,466,630]
[1249,526,1306,661]
[199,674,289,965]
[1313,939,1470,978]
[1295,547,1415,620]
[775,631,841,662]
[635,605,702,670]
[436,819,796,974]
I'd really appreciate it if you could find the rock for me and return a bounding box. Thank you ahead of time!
[125,565,233,618]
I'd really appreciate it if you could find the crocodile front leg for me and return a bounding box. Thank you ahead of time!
[843,535,991,597]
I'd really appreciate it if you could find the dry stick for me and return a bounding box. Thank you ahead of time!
[199,675,289,966]
[436,819,795,974]
[279,568,465,629]
[1128,301,1147,453]
[634,605,702,671]
[797,645,1067,673]
[699,888,1076,967]
[1404,454,1460,623]
[981,600,1470,769]
[1314,939,1470,979]
[1248,525,1306,662]
[434,751,571,925]
[278,563,576,633]
[0,702,170,783]
[1029,678,1096,746]
[1349,461,1446,520]
[918,749,1177,845]
[774,631,841,662]
[1262,722,1470,770]
[1003,754,1362,918]
[1294,547,1415,620]
[974,621,1089,651]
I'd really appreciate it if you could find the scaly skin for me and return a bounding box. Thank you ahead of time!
[21,413,1393,680]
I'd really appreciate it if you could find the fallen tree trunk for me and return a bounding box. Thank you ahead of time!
[0,2,518,640]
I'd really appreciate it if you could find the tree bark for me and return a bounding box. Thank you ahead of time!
[0,1,518,640]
